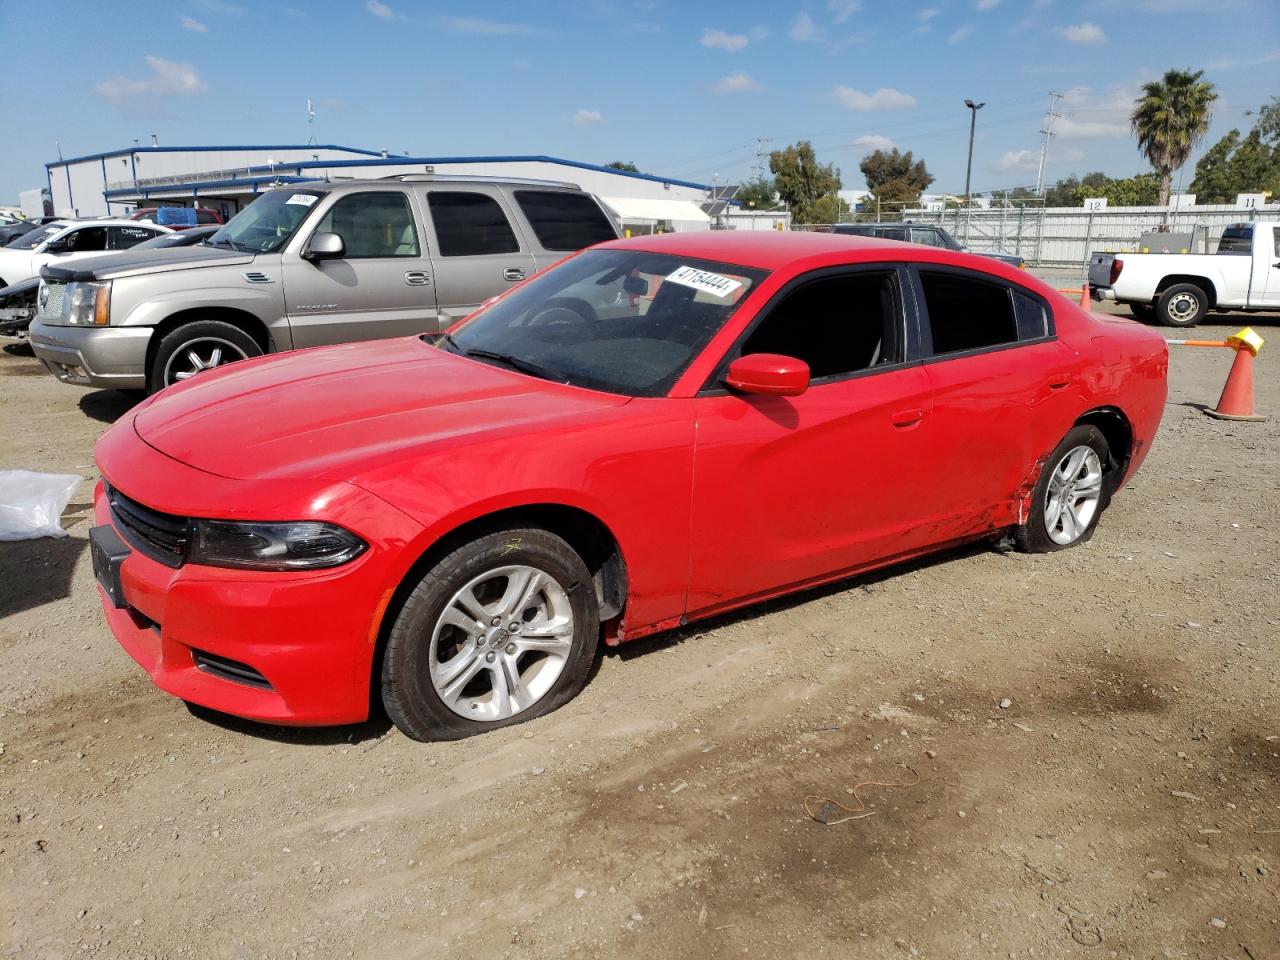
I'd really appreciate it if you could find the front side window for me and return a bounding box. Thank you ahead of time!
[446,249,766,396]
[314,192,419,258]
[208,188,326,254]
[514,190,616,251]
[61,227,108,252]
[428,192,520,257]
[738,270,904,380]
[920,270,1024,355]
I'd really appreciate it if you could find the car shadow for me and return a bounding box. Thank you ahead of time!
[2,341,35,358]
[1126,309,1280,330]
[184,701,394,746]
[607,539,996,663]
[79,390,142,424]
[0,533,89,618]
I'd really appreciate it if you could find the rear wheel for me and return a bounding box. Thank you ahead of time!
[381,528,600,741]
[1015,425,1111,553]
[1155,283,1207,328]
[148,319,262,394]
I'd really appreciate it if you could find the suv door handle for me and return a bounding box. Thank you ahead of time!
[404,271,431,285]
[503,267,526,282]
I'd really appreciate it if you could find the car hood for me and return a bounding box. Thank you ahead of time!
[132,337,631,481]
[40,244,255,282]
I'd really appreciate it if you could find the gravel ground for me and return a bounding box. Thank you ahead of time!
[1,305,1277,960]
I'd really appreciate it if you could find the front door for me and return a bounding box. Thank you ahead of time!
[282,189,437,348]
[687,266,938,616]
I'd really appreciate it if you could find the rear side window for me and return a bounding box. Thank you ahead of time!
[196,210,220,225]
[514,191,616,251]
[109,225,159,250]
[909,227,945,248]
[1013,291,1048,340]
[1217,226,1252,254]
[428,192,520,257]
[740,270,903,380]
[920,270,1018,355]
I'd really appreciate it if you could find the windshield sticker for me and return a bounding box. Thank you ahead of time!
[285,194,319,207]
[665,265,743,299]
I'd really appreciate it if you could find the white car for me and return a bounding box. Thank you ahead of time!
[1089,221,1280,327]
[0,219,171,289]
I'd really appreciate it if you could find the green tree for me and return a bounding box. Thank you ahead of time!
[1190,98,1280,203]
[858,148,933,211]
[768,141,843,223]
[805,194,851,224]
[1226,130,1280,197]
[736,176,780,210]
[1190,129,1243,203]
[605,161,640,173]
[1131,68,1218,206]
[1071,173,1160,206]
[1248,96,1280,146]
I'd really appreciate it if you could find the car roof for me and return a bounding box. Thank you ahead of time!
[51,218,173,229]
[595,229,930,270]
[276,175,588,194]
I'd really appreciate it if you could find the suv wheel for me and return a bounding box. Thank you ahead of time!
[149,320,262,394]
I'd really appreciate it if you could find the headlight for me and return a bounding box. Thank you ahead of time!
[189,519,366,570]
[65,281,111,325]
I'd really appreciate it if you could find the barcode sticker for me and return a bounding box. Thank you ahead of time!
[286,194,319,207]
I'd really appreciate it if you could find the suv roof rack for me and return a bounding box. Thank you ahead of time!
[378,173,580,189]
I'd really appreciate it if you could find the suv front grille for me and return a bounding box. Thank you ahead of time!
[105,483,191,568]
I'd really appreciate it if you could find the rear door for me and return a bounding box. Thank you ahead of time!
[418,187,536,330]
[281,188,437,348]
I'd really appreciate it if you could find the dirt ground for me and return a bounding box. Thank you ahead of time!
[1,305,1277,960]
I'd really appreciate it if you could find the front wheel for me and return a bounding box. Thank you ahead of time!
[1015,425,1111,553]
[1155,283,1207,328]
[148,319,263,394]
[1129,302,1156,323]
[381,528,600,741]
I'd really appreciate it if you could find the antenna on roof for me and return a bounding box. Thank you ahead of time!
[151,134,159,146]
[306,98,316,146]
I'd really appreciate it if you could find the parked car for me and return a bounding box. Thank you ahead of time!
[89,231,1168,740]
[1089,221,1280,327]
[129,207,225,229]
[31,176,621,393]
[0,215,62,247]
[130,224,221,249]
[832,222,1026,269]
[0,219,169,289]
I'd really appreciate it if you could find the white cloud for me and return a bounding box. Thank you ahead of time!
[996,149,1040,173]
[833,85,917,110]
[917,5,941,20]
[714,71,760,94]
[446,16,537,35]
[1206,47,1280,71]
[976,0,1002,9]
[853,134,896,152]
[789,11,819,41]
[701,28,748,51]
[366,0,393,19]
[1057,21,1105,44]
[828,0,861,23]
[180,16,207,32]
[95,55,206,103]
[948,25,973,43]
[1054,85,1133,139]
[572,109,603,126]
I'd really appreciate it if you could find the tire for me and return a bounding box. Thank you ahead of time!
[381,528,600,742]
[1014,425,1111,554]
[1155,283,1207,328]
[1129,302,1156,323]
[148,319,263,394]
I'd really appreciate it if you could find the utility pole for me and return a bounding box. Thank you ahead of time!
[752,137,773,181]
[963,99,985,204]
[1034,90,1063,196]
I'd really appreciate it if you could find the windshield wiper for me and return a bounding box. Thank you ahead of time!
[208,237,247,252]
[458,346,569,384]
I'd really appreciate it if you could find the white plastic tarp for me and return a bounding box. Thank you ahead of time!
[602,197,711,224]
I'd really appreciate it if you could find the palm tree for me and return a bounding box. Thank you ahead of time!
[1131,69,1218,207]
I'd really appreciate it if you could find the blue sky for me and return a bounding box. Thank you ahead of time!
[1,0,1276,203]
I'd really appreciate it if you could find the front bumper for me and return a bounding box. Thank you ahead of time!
[30,317,151,389]
[90,438,424,725]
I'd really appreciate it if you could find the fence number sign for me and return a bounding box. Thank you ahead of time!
[1083,197,1108,212]
[1236,193,1264,209]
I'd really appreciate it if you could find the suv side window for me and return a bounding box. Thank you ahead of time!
[109,225,159,250]
[315,192,420,258]
[513,190,616,251]
[739,269,904,380]
[427,192,520,257]
[920,269,1046,355]
[910,227,945,248]
[62,227,108,252]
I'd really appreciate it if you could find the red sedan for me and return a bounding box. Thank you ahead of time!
[90,232,1168,740]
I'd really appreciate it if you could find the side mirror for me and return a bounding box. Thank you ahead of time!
[43,237,69,253]
[622,274,648,296]
[303,232,345,261]
[725,353,810,397]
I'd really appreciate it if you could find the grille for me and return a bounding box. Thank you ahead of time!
[42,282,66,320]
[191,649,272,689]
[105,483,191,568]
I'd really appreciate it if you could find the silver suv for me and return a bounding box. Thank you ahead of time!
[30,176,620,393]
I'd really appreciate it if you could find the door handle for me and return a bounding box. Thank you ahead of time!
[404,271,431,285]
[503,267,526,282]
[890,407,925,428]
[1047,373,1071,390]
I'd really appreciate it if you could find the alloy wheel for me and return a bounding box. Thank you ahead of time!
[1043,445,1103,546]
[163,336,250,385]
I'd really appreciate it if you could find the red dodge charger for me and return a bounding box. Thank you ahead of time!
[90,232,1168,740]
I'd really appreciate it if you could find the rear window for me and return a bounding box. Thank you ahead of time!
[514,190,616,251]
[1217,226,1252,254]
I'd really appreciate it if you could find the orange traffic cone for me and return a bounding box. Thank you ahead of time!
[1079,283,1090,309]
[1206,345,1265,422]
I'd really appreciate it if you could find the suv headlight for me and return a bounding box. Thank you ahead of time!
[189,519,367,570]
[65,281,111,325]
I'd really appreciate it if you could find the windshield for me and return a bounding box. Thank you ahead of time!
[207,189,325,253]
[11,223,64,249]
[444,249,768,397]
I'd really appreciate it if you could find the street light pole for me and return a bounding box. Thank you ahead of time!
[963,98,985,204]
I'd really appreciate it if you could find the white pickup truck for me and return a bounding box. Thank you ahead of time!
[1089,221,1280,327]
